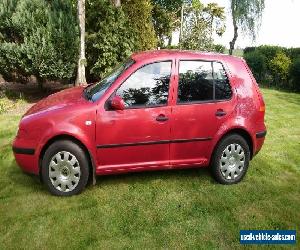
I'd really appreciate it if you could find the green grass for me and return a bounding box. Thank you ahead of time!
[0,88,299,249]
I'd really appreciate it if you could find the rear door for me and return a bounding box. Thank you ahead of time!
[170,59,235,167]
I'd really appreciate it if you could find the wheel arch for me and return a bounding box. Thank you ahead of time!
[38,134,96,184]
[212,128,254,161]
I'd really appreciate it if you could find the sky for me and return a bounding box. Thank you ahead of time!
[173,0,300,48]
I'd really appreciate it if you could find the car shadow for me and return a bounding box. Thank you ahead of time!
[94,167,215,187]
[7,158,214,194]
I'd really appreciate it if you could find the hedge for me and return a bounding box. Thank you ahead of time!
[244,45,300,92]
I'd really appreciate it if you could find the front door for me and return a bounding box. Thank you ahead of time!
[170,59,235,167]
[96,61,174,172]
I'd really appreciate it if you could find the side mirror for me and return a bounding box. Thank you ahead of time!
[110,95,125,110]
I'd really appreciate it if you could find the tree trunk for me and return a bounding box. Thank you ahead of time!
[167,34,172,46]
[229,2,238,55]
[75,0,87,86]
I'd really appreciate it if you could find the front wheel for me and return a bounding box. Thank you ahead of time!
[41,140,89,196]
[211,134,250,184]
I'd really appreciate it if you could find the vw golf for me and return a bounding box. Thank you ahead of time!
[13,50,266,196]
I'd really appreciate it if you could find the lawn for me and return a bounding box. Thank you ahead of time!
[0,88,299,249]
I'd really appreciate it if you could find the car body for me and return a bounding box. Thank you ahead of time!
[13,50,266,196]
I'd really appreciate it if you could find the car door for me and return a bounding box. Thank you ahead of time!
[170,59,236,167]
[96,60,174,171]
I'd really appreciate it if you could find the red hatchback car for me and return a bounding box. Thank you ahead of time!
[13,50,266,196]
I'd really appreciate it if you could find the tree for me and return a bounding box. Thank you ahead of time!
[203,3,225,41]
[75,0,87,85]
[85,0,134,80]
[122,0,157,51]
[180,1,225,51]
[152,0,184,47]
[229,0,265,55]
[0,0,78,85]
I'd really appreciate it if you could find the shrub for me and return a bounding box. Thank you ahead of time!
[244,50,266,83]
[287,48,300,61]
[290,57,300,92]
[269,51,292,88]
[86,0,135,81]
[244,47,256,54]
[255,45,285,62]
[0,0,78,84]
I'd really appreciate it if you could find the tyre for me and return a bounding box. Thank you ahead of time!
[211,134,250,184]
[41,140,89,196]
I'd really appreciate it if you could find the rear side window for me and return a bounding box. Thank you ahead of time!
[178,60,231,103]
[178,61,213,102]
[213,62,232,100]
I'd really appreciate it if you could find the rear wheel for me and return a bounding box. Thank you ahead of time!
[211,134,250,184]
[41,140,89,196]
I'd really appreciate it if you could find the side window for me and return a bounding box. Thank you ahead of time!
[213,62,232,100]
[116,61,172,107]
[178,61,214,103]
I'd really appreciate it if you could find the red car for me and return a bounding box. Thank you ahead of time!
[13,50,266,196]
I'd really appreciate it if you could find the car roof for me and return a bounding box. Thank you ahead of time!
[131,49,240,62]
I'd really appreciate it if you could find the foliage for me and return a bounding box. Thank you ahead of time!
[0,0,78,84]
[269,52,291,87]
[229,0,265,54]
[231,0,265,39]
[244,45,300,92]
[151,4,176,47]
[243,50,266,83]
[180,1,225,51]
[290,57,300,92]
[243,46,256,54]
[151,0,186,47]
[122,0,157,51]
[212,44,225,53]
[86,0,135,80]
[203,3,226,38]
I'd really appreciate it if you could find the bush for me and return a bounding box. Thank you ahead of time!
[244,47,256,54]
[243,45,300,92]
[290,57,300,92]
[0,0,78,84]
[244,50,266,83]
[269,51,292,88]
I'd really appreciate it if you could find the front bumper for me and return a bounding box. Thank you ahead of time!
[12,138,39,175]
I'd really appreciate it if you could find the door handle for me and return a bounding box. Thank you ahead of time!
[215,109,227,117]
[156,114,169,122]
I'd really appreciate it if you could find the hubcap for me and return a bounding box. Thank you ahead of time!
[49,151,81,192]
[220,143,245,180]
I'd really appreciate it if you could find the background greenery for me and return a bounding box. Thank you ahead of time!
[0,88,299,248]
[0,0,231,84]
[0,0,79,85]
[244,45,300,92]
